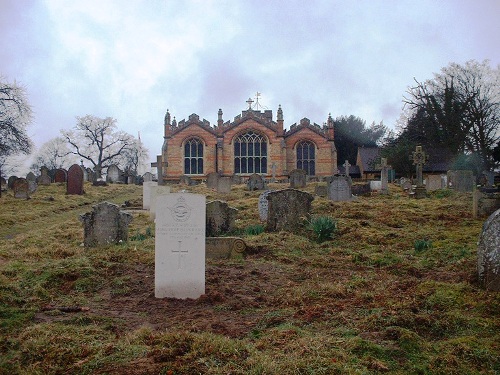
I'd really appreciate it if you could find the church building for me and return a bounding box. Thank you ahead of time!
[154,99,337,183]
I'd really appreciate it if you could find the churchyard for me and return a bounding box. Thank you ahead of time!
[0,180,499,374]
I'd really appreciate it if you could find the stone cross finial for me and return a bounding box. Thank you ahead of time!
[246,97,254,109]
[343,160,351,176]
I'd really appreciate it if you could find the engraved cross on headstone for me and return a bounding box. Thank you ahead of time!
[343,160,351,177]
[410,146,428,187]
[172,240,188,269]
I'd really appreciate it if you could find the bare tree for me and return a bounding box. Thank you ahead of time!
[30,137,78,173]
[117,136,149,176]
[61,115,135,178]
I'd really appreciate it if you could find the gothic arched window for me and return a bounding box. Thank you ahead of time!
[234,131,267,174]
[296,141,315,175]
[184,138,203,175]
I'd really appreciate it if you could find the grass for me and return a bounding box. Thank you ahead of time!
[0,181,499,374]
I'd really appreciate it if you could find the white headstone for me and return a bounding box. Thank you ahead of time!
[143,181,157,210]
[155,193,206,299]
[149,185,172,220]
[370,180,382,191]
[258,190,272,221]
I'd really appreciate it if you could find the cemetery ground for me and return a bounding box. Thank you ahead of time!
[0,182,499,375]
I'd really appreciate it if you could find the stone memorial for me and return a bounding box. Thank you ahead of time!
[54,169,67,183]
[377,158,390,194]
[447,170,474,192]
[67,164,84,195]
[351,183,371,196]
[314,185,327,197]
[206,172,220,189]
[266,188,314,232]
[206,200,238,236]
[426,174,445,192]
[38,167,51,185]
[477,208,500,291]
[217,177,232,193]
[79,201,133,248]
[13,178,30,199]
[25,172,37,193]
[411,145,428,198]
[143,172,154,182]
[155,193,206,299]
[289,169,307,189]
[232,174,243,185]
[326,175,353,201]
[106,164,122,183]
[8,175,18,189]
[481,171,496,188]
[179,175,194,186]
[247,173,266,191]
[86,168,95,183]
[206,237,246,259]
[0,177,6,190]
[149,185,171,220]
[370,180,382,191]
[258,190,272,221]
[473,190,500,219]
[26,172,36,182]
[142,181,158,210]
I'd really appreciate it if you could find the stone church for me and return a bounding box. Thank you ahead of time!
[154,99,337,183]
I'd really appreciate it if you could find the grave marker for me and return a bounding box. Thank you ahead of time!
[13,178,29,199]
[326,175,353,201]
[266,189,314,232]
[477,208,500,291]
[142,181,158,210]
[410,145,428,198]
[38,167,51,185]
[149,185,171,220]
[67,164,84,195]
[206,200,238,236]
[289,169,307,189]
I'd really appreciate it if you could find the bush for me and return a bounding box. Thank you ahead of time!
[245,224,265,236]
[310,216,337,243]
[414,238,432,252]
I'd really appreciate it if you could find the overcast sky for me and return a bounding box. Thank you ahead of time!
[1,0,499,170]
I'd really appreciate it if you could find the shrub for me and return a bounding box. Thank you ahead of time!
[310,216,337,243]
[414,238,432,252]
[245,224,265,236]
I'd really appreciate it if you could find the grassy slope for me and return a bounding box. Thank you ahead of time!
[0,182,499,374]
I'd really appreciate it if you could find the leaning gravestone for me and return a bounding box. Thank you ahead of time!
[247,173,266,191]
[13,178,30,199]
[149,185,171,221]
[289,169,307,189]
[217,177,232,193]
[266,189,314,232]
[67,164,84,195]
[447,170,474,192]
[206,200,238,236]
[79,201,133,247]
[38,167,51,185]
[206,172,220,189]
[54,169,67,183]
[258,190,272,221]
[326,175,353,201]
[477,208,500,291]
[155,193,206,299]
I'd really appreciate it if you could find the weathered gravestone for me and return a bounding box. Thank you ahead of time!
[149,185,171,221]
[86,168,95,183]
[314,185,327,197]
[26,172,36,183]
[143,172,154,182]
[13,178,29,199]
[206,200,238,236]
[26,172,37,193]
[258,190,272,221]
[217,177,232,193]
[473,190,500,219]
[370,180,382,192]
[326,175,353,201]
[106,164,122,183]
[79,201,133,247]
[206,237,246,259]
[289,169,307,189]
[206,172,220,189]
[377,158,390,195]
[266,189,314,232]
[0,177,6,190]
[477,208,500,291]
[447,170,475,192]
[247,173,266,191]
[8,176,18,189]
[67,164,84,195]
[426,174,445,192]
[179,175,194,186]
[155,193,206,299]
[38,167,51,185]
[401,180,413,192]
[481,171,496,188]
[351,183,371,196]
[142,181,158,210]
[54,169,67,183]
[231,174,243,185]
[411,145,429,198]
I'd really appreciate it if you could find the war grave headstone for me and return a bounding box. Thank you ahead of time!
[206,172,220,189]
[149,185,171,221]
[206,237,246,260]
[247,173,266,191]
[289,169,307,189]
[8,175,18,189]
[67,164,84,195]
[143,172,154,182]
[258,190,272,221]
[13,178,30,199]
[142,181,158,210]
[411,145,429,199]
[266,189,314,232]
[477,208,500,291]
[106,164,122,183]
[54,169,67,183]
[447,170,474,192]
[155,193,206,299]
[217,177,232,193]
[80,201,133,248]
[206,200,238,237]
[326,175,353,201]
[38,167,51,185]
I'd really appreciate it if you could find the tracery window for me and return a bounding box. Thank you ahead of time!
[234,131,267,174]
[184,138,203,175]
[296,141,315,175]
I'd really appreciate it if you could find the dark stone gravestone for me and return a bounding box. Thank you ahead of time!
[206,200,238,237]
[26,172,36,183]
[13,178,30,199]
[106,164,122,183]
[206,172,220,189]
[67,164,84,195]
[206,237,246,259]
[289,169,307,189]
[447,170,474,192]
[314,185,327,197]
[8,176,18,189]
[351,183,371,196]
[266,188,314,232]
[326,175,353,201]
[54,169,67,183]
[0,177,6,190]
[79,201,133,248]
[247,173,266,191]
[86,168,95,182]
[38,167,51,185]
[477,208,500,291]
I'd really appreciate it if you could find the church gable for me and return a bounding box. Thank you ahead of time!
[219,109,279,137]
[170,113,217,137]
